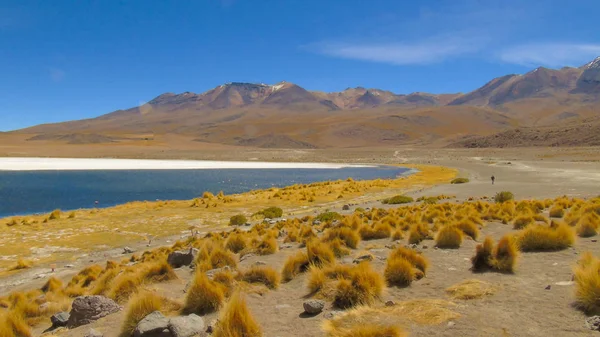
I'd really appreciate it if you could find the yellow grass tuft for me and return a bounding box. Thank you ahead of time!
[549,205,565,218]
[359,222,392,240]
[307,240,336,267]
[471,237,494,272]
[225,233,247,253]
[213,292,262,337]
[0,311,32,337]
[184,271,225,315]
[454,220,479,239]
[492,235,519,273]
[119,291,163,337]
[281,251,310,282]
[513,215,535,229]
[388,247,429,273]
[435,226,463,249]
[408,223,430,245]
[41,277,63,293]
[324,324,407,337]
[384,256,415,287]
[446,279,497,300]
[323,227,360,249]
[391,229,404,241]
[576,213,599,237]
[256,236,278,255]
[573,252,600,313]
[333,263,383,309]
[328,238,351,257]
[238,266,280,289]
[9,259,32,271]
[517,223,575,251]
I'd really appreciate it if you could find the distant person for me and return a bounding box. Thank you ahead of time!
[491,175,495,185]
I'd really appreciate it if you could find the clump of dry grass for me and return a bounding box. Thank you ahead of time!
[333,262,384,309]
[328,238,351,257]
[435,226,463,249]
[408,223,430,245]
[256,236,278,255]
[576,213,599,237]
[384,256,415,287]
[324,324,407,337]
[388,247,429,273]
[119,291,163,337]
[454,220,479,239]
[549,205,565,218]
[9,259,32,271]
[281,251,310,282]
[513,215,535,229]
[0,311,32,337]
[359,222,392,240]
[307,240,336,267]
[517,223,575,251]
[238,266,280,289]
[41,277,63,293]
[573,252,600,313]
[323,227,360,249]
[184,271,225,315]
[213,292,262,337]
[445,279,497,300]
[471,235,519,273]
[208,247,238,270]
[226,233,247,253]
[391,230,404,241]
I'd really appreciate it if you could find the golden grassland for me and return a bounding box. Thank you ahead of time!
[0,164,456,271]
[1,179,600,335]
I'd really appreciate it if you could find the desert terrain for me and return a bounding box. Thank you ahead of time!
[0,147,599,337]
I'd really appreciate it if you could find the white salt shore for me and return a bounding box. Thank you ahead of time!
[0,157,373,171]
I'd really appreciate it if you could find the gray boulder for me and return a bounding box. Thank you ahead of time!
[84,328,104,337]
[303,299,325,314]
[50,311,69,327]
[167,248,198,268]
[134,311,171,337]
[342,204,350,211]
[168,314,205,337]
[123,247,135,254]
[67,295,120,328]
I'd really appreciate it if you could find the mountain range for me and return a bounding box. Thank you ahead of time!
[6,57,600,149]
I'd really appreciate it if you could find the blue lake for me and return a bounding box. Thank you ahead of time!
[0,166,410,218]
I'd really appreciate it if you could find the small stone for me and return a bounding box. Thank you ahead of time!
[385,300,395,307]
[303,300,325,314]
[324,311,341,319]
[545,285,551,290]
[275,304,291,310]
[313,220,322,225]
[253,261,267,266]
[84,328,104,337]
[240,253,256,262]
[592,239,597,243]
[280,244,293,249]
[342,204,350,211]
[50,311,70,327]
[244,222,251,226]
[448,267,457,271]
[422,245,428,249]
[353,254,373,264]
[447,321,456,327]
[555,281,574,286]
[123,247,135,254]
[64,264,75,268]
[206,319,218,334]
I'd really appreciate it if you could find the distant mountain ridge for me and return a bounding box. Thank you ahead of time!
[9,57,600,149]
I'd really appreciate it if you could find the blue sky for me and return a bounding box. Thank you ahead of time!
[1,0,599,131]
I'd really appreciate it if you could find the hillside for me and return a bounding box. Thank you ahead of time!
[5,57,600,150]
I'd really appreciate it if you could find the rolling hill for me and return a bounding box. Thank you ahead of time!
[5,57,600,150]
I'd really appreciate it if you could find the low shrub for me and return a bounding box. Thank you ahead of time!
[255,206,283,219]
[450,178,470,184]
[333,263,383,309]
[382,195,414,205]
[212,292,262,337]
[494,191,514,203]
[316,212,342,223]
[435,226,463,249]
[229,214,247,226]
[384,256,415,287]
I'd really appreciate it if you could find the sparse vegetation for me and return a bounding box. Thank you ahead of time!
[451,177,470,184]
[494,191,514,203]
[119,291,163,337]
[229,214,247,226]
[213,292,262,337]
[446,279,497,300]
[316,211,342,223]
[517,223,575,251]
[382,195,413,205]
[184,271,225,315]
[238,266,280,289]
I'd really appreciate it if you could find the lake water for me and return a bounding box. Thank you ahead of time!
[0,166,410,218]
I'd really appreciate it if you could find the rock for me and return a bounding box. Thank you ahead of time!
[280,244,293,249]
[592,239,598,243]
[385,300,395,307]
[123,247,135,254]
[134,311,171,337]
[385,243,397,249]
[67,295,121,328]
[167,248,198,268]
[39,302,49,311]
[447,321,456,327]
[555,281,574,286]
[253,261,267,266]
[50,311,70,327]
[586,316,600,331]
[545,285,551,290]
[342,204,350,211]
[313,220,321,225]
[84,328,104,337]
[303,300,325,314]
[168,314,205,337]
[353,254,373,264]
[64,264,75,268]
[422,245,428,249]
[269,220,277,225]
[244,222,251,226]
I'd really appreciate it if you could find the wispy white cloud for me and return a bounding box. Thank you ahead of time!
[499,43,600,67]
[49,67,66,82]
[310,36,484,65]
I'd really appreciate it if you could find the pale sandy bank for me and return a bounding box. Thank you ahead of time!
[0,157,373,171]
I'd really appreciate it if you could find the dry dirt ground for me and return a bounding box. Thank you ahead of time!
[2,147,600,337]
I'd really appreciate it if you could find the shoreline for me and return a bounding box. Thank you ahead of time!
[0,157,374,171]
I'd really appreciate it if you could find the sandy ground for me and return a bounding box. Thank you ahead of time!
[3,147,600,337]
